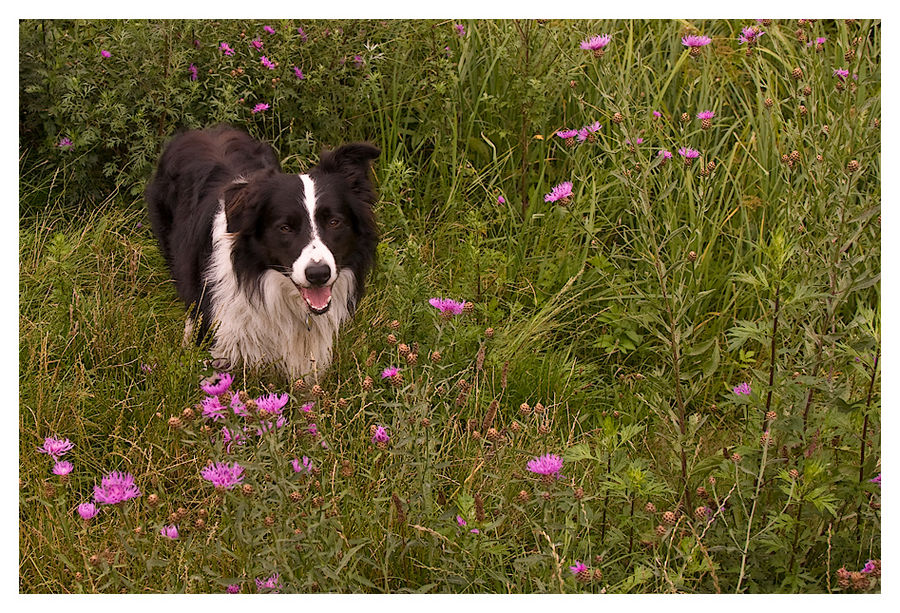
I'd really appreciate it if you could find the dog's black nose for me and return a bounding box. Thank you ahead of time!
[305,263,332,286]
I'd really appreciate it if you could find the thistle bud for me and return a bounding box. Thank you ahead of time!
[613,112,624,124]
[387,333,397,345]
[764,97,774,108]
[362,376,373,391]
[430,350,442,363]
[847,159,860,172]
[645,502,656,513]
[662,510,677,525]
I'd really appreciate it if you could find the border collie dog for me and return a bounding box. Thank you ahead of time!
[145,126,380,378]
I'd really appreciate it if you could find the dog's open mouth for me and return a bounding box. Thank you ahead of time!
[297,284,332,315]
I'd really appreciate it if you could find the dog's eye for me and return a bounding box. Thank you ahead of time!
[279,224,293,234]
[327,218,342,228]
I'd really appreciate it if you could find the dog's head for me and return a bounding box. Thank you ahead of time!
[225,143,380,314]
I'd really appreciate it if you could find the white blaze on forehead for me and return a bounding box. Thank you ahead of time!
[293,174,337,286]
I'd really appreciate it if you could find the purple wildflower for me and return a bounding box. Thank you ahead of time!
[658,149,673,161]
[625,137,644,146]
[833,68,850,81]
[222,426,245,453]
[371,425,390,445]
[52,461,74,476]
[556,129,579,140]
[569,561,589,576]
[260,56,275,70]
[455,24,466,37]
[201,372,233,396]
[580,34,612,55]
[429,298,466,315]
[300,401,314,413]
[456,515,467,527]
[682,35,712,49]
[251,38,264,50]
[255,573,281,592]
[292,456,313,473]
[293,66,305,80]
[470,528,480,534]
[526,453,564,478]
[305,423,318,437]
[256,393,289,415]
[38,436,74,461]
[678,147,701,163]
[93,471,141,505]
[77,502,99,520]
[256,415,287,435]
[160,525,179,539]
[201,461,245,489]
[100,49,111,58]
[297,27,307,42]
[252,103,270,114]
[870,473,881,487]
[653,111,662,118]
[862,560,877,574]
[498,196,506,204]
[739,26,765,45]
[226,584,241,594]
[56,137,73,148]
[189,63,198,81]
[263,26,275,35]
[544,181,573,204]
[381,366,399,379]
[733,381,752,396]
[220,42,235,56]
[201,396,227,421]
[352,55,364,68]
[697,110,715,120]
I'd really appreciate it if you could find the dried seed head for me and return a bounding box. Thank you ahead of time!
[577,567,592,583]
[655,524,667,536]
[485,327,494,338]
[519,402,531,415]
[874,118,880,129]
[847,159,860,172]
[293,378,306,391]
[362,376,374,391]
[406,352,418,365]
[390,372,404,387]
[147,493,159,507]
[573,486,584,500]
[613,112,624,124]
[541,491,552,501]
[844,48,856,62]
[387,333,398,345]
[238,391,250,403]
[534,402,545,414]
[337,397,348,409]
[790,150,801,163]
[264,515,275,527]
[471,430,481,440]
[766,410,777,422]
[420,417,430,427]
[781,153,790,164]
[430,350,441,363]
[181,407,195,421]
[760,431,772,446]
[167,416,182,429]
[474,493,485,522]
[398,343,410,355]
[510,420,521,432]
[486,427,501,442]
[645,502,657,513]
[517,490,531,502]
[463,301,475,313]
[241,484,254,496]
[688,250,697,262]
[662,510,677,525]
[311,384,324,397]
[694,506,710,520]
[365,351,376,367]
[764,97,774,108]
[701,117,712,130]
[194,518,206,530]
[290,491,303,502]
[680,112,690,123]
[389,319,400,330]
[731,452,742,463]
[538,423,550,435]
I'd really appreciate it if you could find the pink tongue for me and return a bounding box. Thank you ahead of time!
[301,286,332,310]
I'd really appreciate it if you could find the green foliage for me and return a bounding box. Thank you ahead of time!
[19,18,880,594]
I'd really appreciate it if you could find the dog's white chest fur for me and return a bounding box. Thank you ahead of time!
[203,207,355,378]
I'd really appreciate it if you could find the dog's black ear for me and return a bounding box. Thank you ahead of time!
[223,179,257,234]
[317,143,380,200]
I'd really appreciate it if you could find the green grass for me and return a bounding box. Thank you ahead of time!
[19,18,880,594]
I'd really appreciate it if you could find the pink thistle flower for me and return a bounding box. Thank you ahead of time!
[556,129,579,140]
[870,473,881,486]
[381,366,399,379]
[56,137,73,148]
[526,453,563,478]
[678,147,701,164]
[256,393,289,415]
[455,24,466,37]
[352,55,364,68]
[833,68,850,81]
[160,525,179,539]
[52,461,74,476]
[255,573,281,592]
[652,111,662,118]
[252,103,270,114]
[201,461,245,489]
[38,436,74,461]
[260,56,275,70]
[498,196,506,204]
[251,38,264,50]
[739,26,765,45]
[658,149,673,161]
[201,396,227,421]
[470,528,480,534]
[733,381,752,396]
[429,298,466,315]
[220,42,235,56]
[697,110,715,120]
[682,35,712,49]
[201,372,233,396]
[100,49,111,58]
[580,34,612,56]
[808,36,826,47]
[456,515,467,527]
[292,456,313,473]
[263,26,276,35]
[230,394,249,418]
[371,425,390,445]
[569,561,588,576]
[297,27,308,42]
[862,560,877,574]
[300,401,314,413]
[226,584,241,594]
[577,128,589,142]
[93,471,141,505]
[77,502,99,520]
[293,66,305,80]
[544,181,573,204]
[189,63,198,81]
[306,423,319,437]
[256,415,287,435]
[625,137,644,146]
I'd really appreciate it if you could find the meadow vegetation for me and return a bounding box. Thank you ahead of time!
[18,18,880,593]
